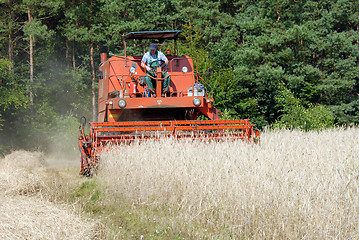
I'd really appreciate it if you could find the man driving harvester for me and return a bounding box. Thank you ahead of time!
[141,43,171,98]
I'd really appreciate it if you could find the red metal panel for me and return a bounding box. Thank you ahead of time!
[94,125,250,132]
[108,96,204,109]
[93,119,250,127]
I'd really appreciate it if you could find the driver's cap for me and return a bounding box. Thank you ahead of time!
[149,43,157,50]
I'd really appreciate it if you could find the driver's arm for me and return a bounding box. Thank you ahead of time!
[161,53,169,66]
[141,61,151,72]
[141,54,151,71]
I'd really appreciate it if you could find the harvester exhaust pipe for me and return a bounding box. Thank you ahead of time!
[100,53,107,63]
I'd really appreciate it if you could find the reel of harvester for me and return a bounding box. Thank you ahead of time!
[78,118,260,175]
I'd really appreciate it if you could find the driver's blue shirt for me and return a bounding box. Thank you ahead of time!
[141,51,168,66]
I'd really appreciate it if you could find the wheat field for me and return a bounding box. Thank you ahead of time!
[99,128,359,239]
[0,128,358,239]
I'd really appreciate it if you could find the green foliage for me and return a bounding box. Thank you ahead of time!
[30,104,80,155]
[273,83,335,131]
[177,32,213,73]
[0,0,358,151]
[23,19,54,40]
[23,66,91,153]
[209,68,244,119]
[0,59,28,130]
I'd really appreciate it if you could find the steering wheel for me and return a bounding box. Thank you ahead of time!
[149,59,165,68]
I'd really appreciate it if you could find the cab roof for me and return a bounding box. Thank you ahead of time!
[123,30,182,40]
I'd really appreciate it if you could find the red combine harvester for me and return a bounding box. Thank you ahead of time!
[78,30,260,175]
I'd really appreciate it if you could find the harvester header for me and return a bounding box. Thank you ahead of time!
[78,30,259,175]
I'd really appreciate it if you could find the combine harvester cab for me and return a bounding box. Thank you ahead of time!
[78,30,260,175]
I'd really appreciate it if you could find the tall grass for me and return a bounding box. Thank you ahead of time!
[99,128,359,239]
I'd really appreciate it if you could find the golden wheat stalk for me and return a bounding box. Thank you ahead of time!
[99,128,359,239]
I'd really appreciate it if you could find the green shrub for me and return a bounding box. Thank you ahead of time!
[273,84,335,131]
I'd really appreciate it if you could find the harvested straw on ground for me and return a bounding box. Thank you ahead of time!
[0,150,100,240]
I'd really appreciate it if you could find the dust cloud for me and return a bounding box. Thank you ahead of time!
[44,154,79,169]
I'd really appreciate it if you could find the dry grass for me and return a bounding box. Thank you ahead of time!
[0,150,100,240]
[99,127,359,239]
[1,128,358,239]
[0,151,47,196]
[0,195,96,240]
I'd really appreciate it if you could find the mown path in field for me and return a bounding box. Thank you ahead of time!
[0,151,101,240]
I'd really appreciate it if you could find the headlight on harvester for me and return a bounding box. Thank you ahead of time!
[193,97,201,106]
[130,67,136,73]
[118,99,127,108]
[182,66,188,73]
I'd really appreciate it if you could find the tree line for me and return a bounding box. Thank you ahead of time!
[0,0,358,154]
